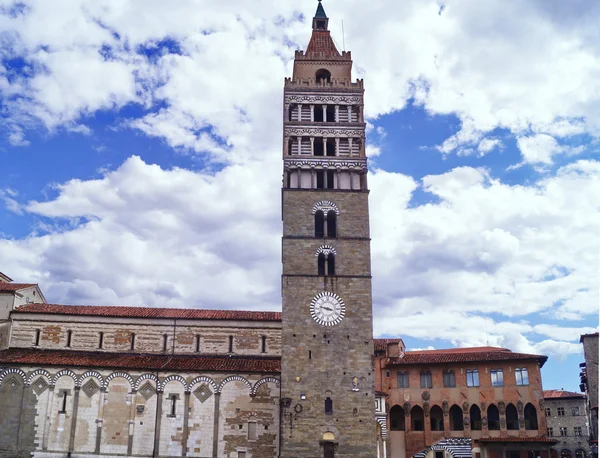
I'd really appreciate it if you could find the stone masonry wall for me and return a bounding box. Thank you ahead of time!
[545,397,590,457]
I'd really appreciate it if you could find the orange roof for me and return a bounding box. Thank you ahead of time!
[543,390,585,399]
[385,348,547,367]
[409,346,511,354]
[305,31,341,58]
[374,338,404,351]
[14,303,281,321]
[478,437,557,444]
[0,283,37,292]
[0,348,280,373]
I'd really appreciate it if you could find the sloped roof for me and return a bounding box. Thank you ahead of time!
[0,348,280,373]
[13,303,282,321]
[543,390,585,399]
[0,283,37,292]
[315,1,327,18]
[374,338,404,351]
[477,437,557,444]
[385,347,547,367]
[305,31,340,58]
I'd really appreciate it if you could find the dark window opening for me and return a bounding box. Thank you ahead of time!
[389,405,406,431]
[162,334,167,352]
[506,403,519,430]
[309,350,312,359]
[397,371,409,388]
[170,395,177,416]
[228,335,234,353]
[131,333,136,351]
[314,105,324,123]
[248,421,257,440]
[326,105,335,123]
[314,138,324,156]
[316,170,325,189]
[98,332,104,350]
[488,404,501,430]
[315,211,325,237]
[430,405,444,431]
[326,211,337,237]
[316,69,331,84]
[420,371,432,388]
[326,170,335,189]
[66,330,72,348]
[325,397,333,415]
[327,254,335,275]
[288,138,293,156]
[325,139,335,156]
[34,329,40,346]
[59,391,68,414]
[318,253,326,275]
[261,336,267,353]
[411,405,424,431]
[443,370,456,387]
[450,405,464,431]
[195,334,201,353]
[324,442,335,458]
[436,452,444,458]
[470,404,482,430]
[289,104,296,122]
[524,403,538,430]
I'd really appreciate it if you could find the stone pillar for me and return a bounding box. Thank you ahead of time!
[15,380,27,451]
[335,105,339,122]
[383,438,387,458]
[95,388,106,454]
[153,391,163,457]
[333,170,338,190]
[322,105,327,123]
[335,138,340,156]
[296,137,301,155]
[310,104,314,122]
[310,137,315,155]
[284,137,289,156]
[311,169,316,189]
[212,392,221,458]
[377,438,381,458]
[349,138,354,156]
[42,386,55,450]
[182,391,191,457]
[127,390,137,456]
[285,104,290,122]
[68,386,81,453]
[347,105,352,122]
[298,104,302,121]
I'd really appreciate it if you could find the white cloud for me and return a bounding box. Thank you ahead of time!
[517,134,563,164]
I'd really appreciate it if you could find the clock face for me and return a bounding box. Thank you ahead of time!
[310,292,345,326]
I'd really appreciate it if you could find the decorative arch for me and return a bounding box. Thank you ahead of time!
[51,369,77,386]
[134,374,160,391]
[316,245,337,257]
[410,405,425,431]
[316,69,332,83]
[488,403,501,430]
[218,375,252,394]
[470,404,482,430]
[160,374,187,392]
[430,405,444,431]
[188,376,218,393]
[312,200,339,215]
[389,404,405,431]
[251,377,280,396]
[77,371,103,387]
[0,368,26,386]
[322,431,335,441]
[506,403,519,430]
[524,402,538,430]
[376,417,388,438]
[450,404,464,431]
[103,372,134,390]
[26,369,51,386]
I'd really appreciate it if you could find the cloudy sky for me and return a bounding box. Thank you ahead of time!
[0,0,598,391]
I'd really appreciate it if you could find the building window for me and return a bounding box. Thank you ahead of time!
[99,332,104,349]
[397,371,409,388]
[327,253,335,275]
[162,334,168,352]
[195,334,201,353]
[228,335,234,353]
[248,421,257,440]
[34,329,41,346]
[466,369,479,387]
[430,405,444,431]
[324,442,335,458]
[169,395,177,417]
[411,405,425,431]
[470,404,482,430]
[390,405,406,431]
[315,211,325,237]
[491,369,504,386]
[557,407,565,416]
[318,253,326,275]
[325,397,333,415]
[560,427,567,436]
[562,451,572,458]
[545,407,551,416]
[420,371,432,388]
[524,403,538,430]
[572,406,580,416]
[443,370,456,388]
[548,427,554,436]
[515,367,529,385]
[450,405,464,431]
[575,450,586,458]
[261,336,267,353]
[59,391,68,413]
[326,211,337,237]
[574,427,582,436]
[131,333,136,351]
[238,452,246,458]
[488,404,501,430]
[506,403,519,430]
[66,330,72,348]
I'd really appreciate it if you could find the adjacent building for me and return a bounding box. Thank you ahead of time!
[580,333,599,458]
[543,390,590,458]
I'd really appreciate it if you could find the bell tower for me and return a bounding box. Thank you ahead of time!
[280,1,376,457]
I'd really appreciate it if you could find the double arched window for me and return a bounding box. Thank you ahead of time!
[317,246,336,276]
[315,210,337,237]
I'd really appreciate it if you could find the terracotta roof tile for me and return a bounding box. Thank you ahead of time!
[0,348,280,373]
[374,339,403,351]
[14,303,281,321]
[306,31,340,58]
[0,283,36,292]
[477,437,557,444]
[385,349,547,367]
[543,390,585,399]
[408,346,511,354]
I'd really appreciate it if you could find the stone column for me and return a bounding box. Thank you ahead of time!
[311,169,316,189]
[333,170,338,190]
[284,137,290,156]
[296,137,301,155]
[383,438,387,458]
[42,386,55,450]
[335,138,340,156]
[285,104,290,122]
[95,388,106,454]
[153,391,163,457]
[349,138,354,156]
[310,137,315,155]
[298,104,302,121]
[127,390,137,456]
[310,104,314,122]
[68,386,81,453]
[322,105,327,123]
[347,105,352,122]
[182,391,191,457]
[335,105,339,122]
[212,392,221,458]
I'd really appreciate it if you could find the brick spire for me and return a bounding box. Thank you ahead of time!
[306,0,341,58]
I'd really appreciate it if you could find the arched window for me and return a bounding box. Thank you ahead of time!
[506,403,519,430]
[327,253,335,275]
[315,211,325,237]
[562,451,572,458]
[470,404,482,430]
[575,450,586,458]
[326,211,337,237]
[318,253,326,275]
[325,397,333,415]
[390,405,405,431]
[450,405,464,431]
[430,405,444,431]
[524,403,538,430]
[411,405,424,431]
[316,69,331,84]
[488,404,500,430]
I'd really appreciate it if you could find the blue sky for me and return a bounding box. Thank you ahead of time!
[0,0,598,392]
